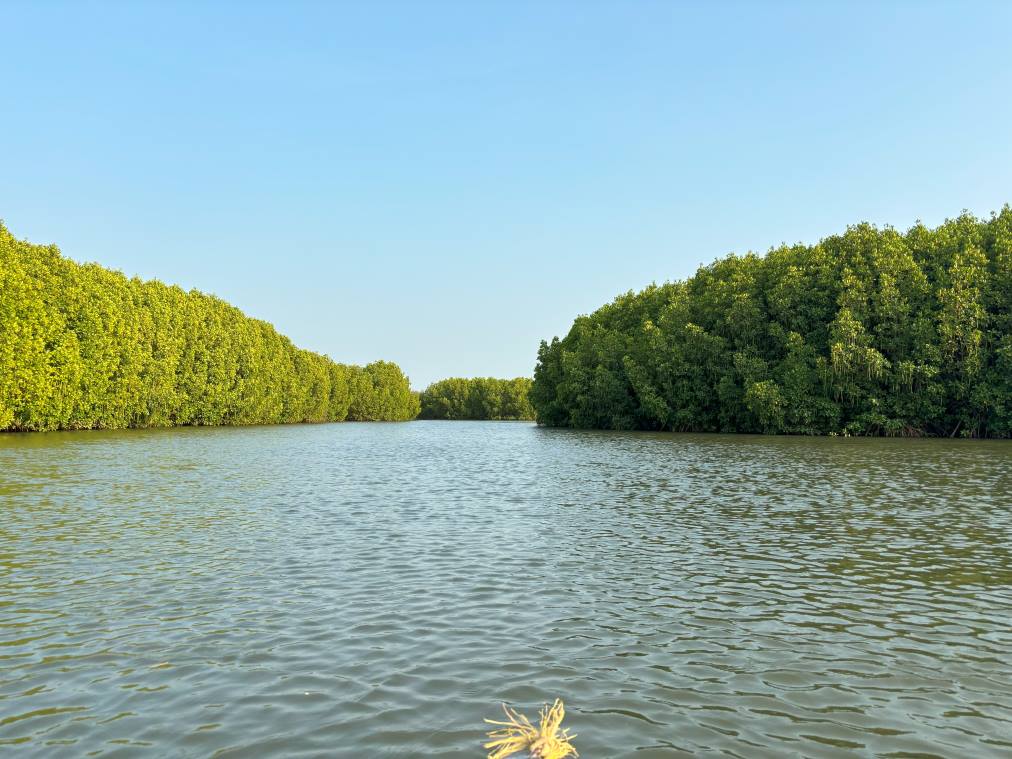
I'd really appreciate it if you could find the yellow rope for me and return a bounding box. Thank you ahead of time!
[484,699,578,759]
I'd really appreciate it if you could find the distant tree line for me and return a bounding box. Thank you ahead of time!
[531,208,1012,437]
[418,377,534,420]
[0,223,419,431]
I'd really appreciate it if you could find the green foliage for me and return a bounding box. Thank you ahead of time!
[347,361,421,422]
[0,223,417,431]
[532,207,1012,437]
[418,377,534,420]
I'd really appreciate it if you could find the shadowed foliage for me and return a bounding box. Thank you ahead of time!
[532,208,1012,437]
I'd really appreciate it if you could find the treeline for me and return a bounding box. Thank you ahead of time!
[0,223,419,432]
[531,208,1012,438]
[418,377,534,420]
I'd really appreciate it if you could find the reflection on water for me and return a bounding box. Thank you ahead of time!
[1,423,1010,757]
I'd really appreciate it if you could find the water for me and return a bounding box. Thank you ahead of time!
[1,422,1010,758]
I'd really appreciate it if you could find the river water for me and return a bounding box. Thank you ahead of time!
[1,422,1010,757]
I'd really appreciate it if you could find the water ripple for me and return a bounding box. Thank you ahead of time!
[1,423,1010,757]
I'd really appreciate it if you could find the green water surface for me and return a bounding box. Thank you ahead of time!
[1,422,1010,757]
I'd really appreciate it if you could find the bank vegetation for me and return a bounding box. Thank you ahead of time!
[532,209,1012,437]
[0,223,419,431]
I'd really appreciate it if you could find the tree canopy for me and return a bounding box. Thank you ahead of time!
[531,208,1012,437]
[0,223,419,431]
[418,377,534,420]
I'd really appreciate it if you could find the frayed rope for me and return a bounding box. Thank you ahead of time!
[484,699,577,759]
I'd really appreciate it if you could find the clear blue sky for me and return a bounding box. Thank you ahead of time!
[3,2,1010,388]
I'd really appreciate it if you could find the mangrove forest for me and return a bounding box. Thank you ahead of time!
[0,223,419,431]
[531,209,1012,437]
[418,377,535,420]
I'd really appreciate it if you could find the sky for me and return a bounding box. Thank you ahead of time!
[3,1,1011,388]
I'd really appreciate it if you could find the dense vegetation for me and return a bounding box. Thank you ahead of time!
[418,377,534,420]
[532,209,1012,437]
[0,223,419,431]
